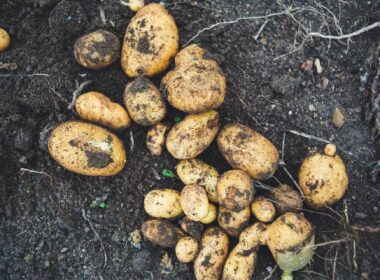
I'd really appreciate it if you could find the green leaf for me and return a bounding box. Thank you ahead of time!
[174,115,181,123]
[98,202,106,209]
[162,168,177,178]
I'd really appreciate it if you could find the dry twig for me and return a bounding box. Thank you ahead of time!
[67,80,92,110]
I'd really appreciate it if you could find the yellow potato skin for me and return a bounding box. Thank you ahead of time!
[218,206,251,237]
[217,123,279,180]
[141,219,185,248]
[270,184,303,214]
[181,184,209,221]
[146,122,169,155]
[162,44,226,113]
[251,196,276,223]
[0,28,11,51]
[166,111,220,159]
[74,30,120,69]
[144,189,182,218]
[200,203,217,224]
[175,236,199,263]
[48,121,126,176]
[121,3,179,77]
[123,76,166,125]
[75,91,131,130]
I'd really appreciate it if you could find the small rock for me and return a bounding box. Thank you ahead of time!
[332,107,344,128]
[300,59,313,73]
[259,36,267,45]
[354,212,368,219]
[132,250,153,275]
[44,260,50,268]
[308,104,316,112]
[160,252,173,274]
[60,247,68,253]
[314,58,323,74]
[129,229,142,249]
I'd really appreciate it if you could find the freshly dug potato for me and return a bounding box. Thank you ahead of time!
[166,111,220,159]
[216,170,254,211]
[162,44,226,113]
[123,76,166,125]
[194,227,229,280]
[176,158,219,202]
[218,206,251,237]
[180,184,209,221]
[269,184,303,214]
[74,30,120,69]
[146,122,169,156]
[75,91,131,130]
[179,217,204,241]
[175,236,199,263]
[298,144,348,208]
[121,3,178,77]
[0,28,11,52]
[200,203,217,224]
[251,196,276,223]
[48,121,126,176]
[217,124,279,180]
[141,219,185,247]
[144,189,182,218]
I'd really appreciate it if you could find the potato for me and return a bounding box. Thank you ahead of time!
[179,217,204,241]
[216,170,254,211]
[146,122,169,156]
[269,184,303,214]
[75,91,131,130]
[48,121,126,176]
[123,76,166,125]
[176,158,219,202]
[218,206,251,237]
[0,28,11,52]
[251,196,276,223]
[194,227,229,280]
[217,124,279,180]
[180,184,209,221]
[166,111,220,159]
[200,203,217,224]
[298,144,348,208]
[175,236,199,263]
[162,44,226,113]
[121,3,178,77]
[128,0,144,12]
[144,189,182,218]
[141,219,185,248]
[74,30,120,69]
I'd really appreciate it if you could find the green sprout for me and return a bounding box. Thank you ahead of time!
[162,168,177,178]
[174,115,181,123]
[99,202,106,209]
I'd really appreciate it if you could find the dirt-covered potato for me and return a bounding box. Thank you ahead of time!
[146,122,169,156]
[141,219,185,248]
[218,206,251,237]
[179,217,204,241]
[162,44,226,113]
[200,203,217,224]
[217,170,254,211]
[251,196,275,223]
[166,111,220,159]
[121,3,178,77]
[176,158,219,202]
[75,91,131,130]
[194,227,229,280]
[0,28,11,52]
[180,184,209,221]
[299,144,348,208]
[48,121,126,176]
[74,30,120,69]
[175,236,199,263]
[144,189,182,218]
[269,184,303,214]
[217,124,279,180]
[123,76,166,126]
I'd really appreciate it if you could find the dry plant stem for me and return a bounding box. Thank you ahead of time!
[130,130,135,152]
[0,73,49,77]
[254,20,270,40]
[352,225,380,233]
[332,246,338,280]
[67,80,92,110]
[263,265,278,280]
[20,168,52,184]
[308,22,380,40]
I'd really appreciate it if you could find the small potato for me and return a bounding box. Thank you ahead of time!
[181,184,209,221]
[141,219,185,248]
[200,203,217,224]
[269,184,303,214]
[128,0,144,12]
[194,227,229,280]
[144,189,182,218]
[0,28,11,52]
[176,158,219,202]
[179,217,204,241]
[74,30,120,69]
[217,170,254,211]
[146,123,169,156]
[162,44,226,113]
[123,76,166,125]
[251,197,275,223]
[75,91,131,130]
[217,124,279,180]
[48,121,126,176]
[121,3,178,77]
[218,206,251,237]
[175,236,199,263]
[166,111,220,159]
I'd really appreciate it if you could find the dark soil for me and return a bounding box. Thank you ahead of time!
[1,0,379,279]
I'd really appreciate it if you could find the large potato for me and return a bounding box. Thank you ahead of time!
[180,184,209,221]
[75,91,131,130]
[48,121,126,176]
[74,30,120,69]
[146,122,169,156]
[218,206,251,237]
[216,170,254,211]
[141,219,185,248]
[144,189,182,218]
[123,76,166,125]
[121,3,178,77]
[175,236,199,263]
[176,158,219,202]
[166,111,220,159]
[269,184,303,214]
[162,44,226,113]
[217,124,279,180]
[194,227,229,280]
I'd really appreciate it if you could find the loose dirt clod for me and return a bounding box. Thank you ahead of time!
[332,107,345,128]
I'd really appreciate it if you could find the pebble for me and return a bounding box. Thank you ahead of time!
[308,104,316,112]
[332,107,344,128]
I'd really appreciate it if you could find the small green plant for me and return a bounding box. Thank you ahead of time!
[162,168,177,178]
[174,115,181,123]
